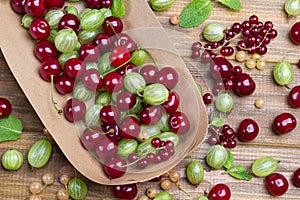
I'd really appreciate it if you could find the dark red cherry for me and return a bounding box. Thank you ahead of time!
[55,74,75,95]
[99,105,121,125]
[0,98,12,118]
[156,67,179,90]
[162,91,180,114]
[80,127,105,150]
[64,98,86,122]
[111,183,137,199]
[10,0,26,14]
[139,64,159,84]
[64,58,86,79]
[29,18,50,40]
[273,112,297,135]
[82,68,103,91]
[208,183,231,200]
[39,57,62,81]
[58,14,80,31]
[109,46,131,68]
[210,57,233,80]
[84,0,101,8]
[103,156,127,179]
[113,33,137,53]
[116,91,136,111]
[45,0,65,8]
[140,105,163,125]
[102,123,122,142]
[93,33,112,53]
[100,0,112,8]
[265,173,289,196]
[293,168,300,187]
[103,72,123,93]
[237,118,259,142]
[288,85,300,108]
[168,111,190,134]
[24,0,47,18]
[79,44,100,63]
[103,16,123,36]
[119,116,141,139]
[95,138,118,159]
[233,73,256,96]
[116,63,138,76]
[34,40,59,62]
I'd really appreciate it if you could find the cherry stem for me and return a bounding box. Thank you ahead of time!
[140,48,159,69]
[101,55,135,78]
[50,75,62,114]
[108,22,121,39]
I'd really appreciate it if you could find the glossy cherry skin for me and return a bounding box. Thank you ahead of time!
[156,67,179,90]
[162,91,180,114]
[288,85,300,108]
[0,98,12,118]
[24,0,47,18]
[233,73,256,96]
[208,183,231,200]
[273,113,297,135]
[168,111,190,134]
[116,63,138,76]
[101,0,112,7]
[80,126,105,150]
[103,72,123,93]
[103,16,123,36]
[45,0,65,8]
[210,57,233,80]
[139,64,159,84]
[10,0,26,15]
[290,22,300,45]
[102,123,122,143]
[58,14,80,31]
[34,40,59,62]
[116,91,136,111]
[119,116,141,139]
[64,98,86,122]
[93,33,112,53]
[112,183,137,199]
[109,46,131,68]
[104,157,127,179]
[140,105,163,125]
[113,33,137,53]
[95,138,118,159]
[84,0,101,9]
[55,74,75,95]
[99,105,121,125]
[39,57,62,81]
[29,18,50,40]
[265,173,289,196]
[64,58,86,79]
[293,168,300,187]
[237,118,259,142]
[82,68,103,91]
[79,44,100,63]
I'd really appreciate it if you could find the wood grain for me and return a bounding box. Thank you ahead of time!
[1,0,300,199]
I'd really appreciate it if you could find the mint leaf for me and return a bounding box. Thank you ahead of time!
[223,165,252,181]
[211,117,225,127]
[223,149,234,170]
[111,0,125,18]
[218,0,242,10]
[0,115,23,142]
[179,0,213,28]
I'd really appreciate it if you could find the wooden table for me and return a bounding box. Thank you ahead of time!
[1,0,300,199]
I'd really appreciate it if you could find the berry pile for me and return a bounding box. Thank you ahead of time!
[10,0,191,179]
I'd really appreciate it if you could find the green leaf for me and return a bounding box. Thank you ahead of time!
[223,149,234,170]
[179,0,213,28]
[111,0,125,18]
[0,115,23,142]
[223,165,252,181]
[211,117,225,127]
[218,0,242,10]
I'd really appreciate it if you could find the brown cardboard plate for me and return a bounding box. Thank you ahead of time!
[0,0,208,185]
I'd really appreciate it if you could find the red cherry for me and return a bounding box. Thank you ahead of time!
[34,40,59,62]
[82,68,103,91]
[111,183,137,199]
[103,16,123,36]
[162,91,180,114]
[139,64,159,84]
[29,18,50,40]
[119,116,141,139]
[265,173,289,196]
[116,91,136,111]
[168,111,190,134]
[109,46,131,68]
[100,0,112,8]
[208,183,231,200]
[103,157,127,179]
[233,73,256,96]
[99,105,121,125]
[156,67,179,90]
[64,98,86,122]
[293,168,300,187]
[10,0,26,15]
[55,74,75,95]
[237,118,259,142]
[288,85,300,108]
[93,33,112,53]
[103,72,123,93]
[24,0,47,18]
[79,44,100,63]
[39,57,62,81]
[273,112,297,135]
[45,0,65,8]
[102,123,122,143]
[64,58,86,79]
[210,57,233,80]
[140,105,163,125]
[116,63,137,76]
[84,0,101,9]
[80,127,105,150]
[0,98,12,118]
[95,138,118,159]
[58,14,80,31]
[113,33,137,53]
